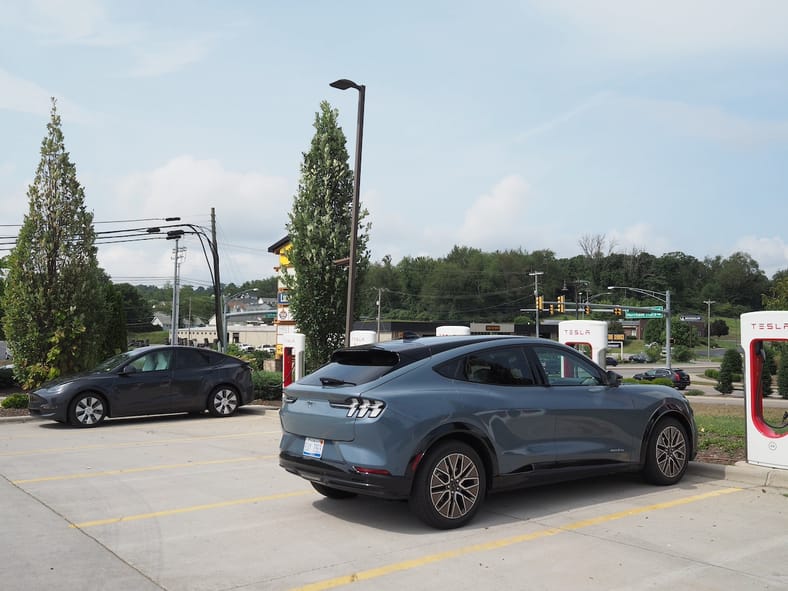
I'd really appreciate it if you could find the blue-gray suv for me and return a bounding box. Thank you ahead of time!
[279,335,697,529]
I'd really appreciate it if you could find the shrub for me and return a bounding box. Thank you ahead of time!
[0,367,17,388]
[704,369,719,379]
[671,345,694,363]
[1,393,29,409]
[778,351,788,399]
[252,370,282,400]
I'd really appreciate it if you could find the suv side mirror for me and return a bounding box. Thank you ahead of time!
[121,365,137,375]
[606,370,622,387]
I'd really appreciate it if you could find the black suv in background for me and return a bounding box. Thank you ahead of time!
[633,368,691,390]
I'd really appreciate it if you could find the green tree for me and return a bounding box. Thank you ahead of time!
[643,319,663,345]
[102,279,127,356]
[2,99,109,388]
[284,101,370,369]
[763,276,788,310]
[778,349,788,399]
[116,283,154,333]
[716,349,742,395]
[761,346,776,397]
[710,319,729,337]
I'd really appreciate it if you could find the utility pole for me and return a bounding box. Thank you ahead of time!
[376,287,382,342]
[529,271,544,338]
[170,237,185,346]
[211,208,223,351]
[704,299,715,361]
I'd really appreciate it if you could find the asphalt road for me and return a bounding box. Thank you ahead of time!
[2,405,787,591]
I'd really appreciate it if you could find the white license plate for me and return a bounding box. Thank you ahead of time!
[303,437,325,459]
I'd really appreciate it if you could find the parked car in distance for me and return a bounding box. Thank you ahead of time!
[28,346,254,427]
[628,352,648,363]
[279,335,697,529]
[633,367,691,390]
[605,356,618,366]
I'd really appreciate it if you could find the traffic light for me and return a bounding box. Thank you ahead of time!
[536,295,544,310]
[557,295,565,313]
[584,305,591,315]
[549,304,555,315]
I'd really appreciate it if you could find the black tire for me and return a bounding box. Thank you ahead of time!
[68,393,106,427]
[643,417,689,485]
[409,441,486,529]
[311,482,358,499]
[208,386,239,417]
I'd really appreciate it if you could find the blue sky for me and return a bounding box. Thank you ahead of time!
[2,1,788,289]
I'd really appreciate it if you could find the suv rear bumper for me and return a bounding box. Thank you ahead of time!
[279,452,412,500]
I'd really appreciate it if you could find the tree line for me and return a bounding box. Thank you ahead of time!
[355,245,783,324]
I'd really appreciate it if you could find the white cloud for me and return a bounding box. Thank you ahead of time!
[0,68,54,116]
[0,68,97,123]
[457,175,531,249]
[5,0,211,77]
[733,236,788,278]
[616,95,788,146]
[128,38,212,78]
[607,223,669,256]
[537,0,788,56]
[98,156,292,285]
[8,0,111,41]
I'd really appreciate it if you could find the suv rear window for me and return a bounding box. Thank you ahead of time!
[299,348,401,386]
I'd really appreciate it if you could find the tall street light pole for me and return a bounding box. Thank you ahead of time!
[704,299,715,361]
[608,285,672,369]
[330,78,366,347]
[529,271,544,338]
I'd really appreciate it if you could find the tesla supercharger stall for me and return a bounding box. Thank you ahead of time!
[741,311,788,470]
[281,333,306,388]
[558,320,609,368]
[350,330,377,346]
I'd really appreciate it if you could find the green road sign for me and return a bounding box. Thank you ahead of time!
[625,312,664,319]
[625,306,664,319]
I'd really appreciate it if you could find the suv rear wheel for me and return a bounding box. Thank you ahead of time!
[409,441,486,529]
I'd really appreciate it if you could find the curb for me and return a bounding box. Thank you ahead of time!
[0,404,281,424]
[689,461,788,488]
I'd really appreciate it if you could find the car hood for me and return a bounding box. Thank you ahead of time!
[36,370,105,390]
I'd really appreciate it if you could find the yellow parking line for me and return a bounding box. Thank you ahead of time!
[71,490,311,529]
[12,454,277,484]
[0,430,280,457]
[289,487,743,591]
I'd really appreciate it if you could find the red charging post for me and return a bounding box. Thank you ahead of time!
[282,347,294,387]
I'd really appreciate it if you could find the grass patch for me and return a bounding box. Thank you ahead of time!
[691,402,787,458]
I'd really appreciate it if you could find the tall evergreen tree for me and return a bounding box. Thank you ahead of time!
[2,99,108,388]
[284,101,369,369]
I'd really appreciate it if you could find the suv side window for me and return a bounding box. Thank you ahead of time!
[175,349,209,370]
[454,347,534,386]
[531,345,603,386]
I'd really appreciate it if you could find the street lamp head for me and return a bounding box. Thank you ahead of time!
[330,78,361,91]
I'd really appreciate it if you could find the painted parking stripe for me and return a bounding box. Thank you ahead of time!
[71,490,312,529]
[0,430,280,457]
[288,487,743,591]
[12,454,277,484]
